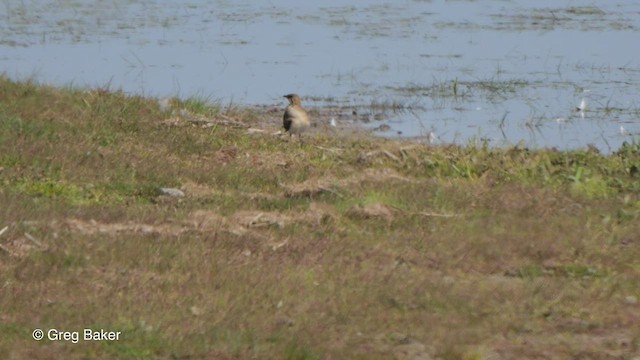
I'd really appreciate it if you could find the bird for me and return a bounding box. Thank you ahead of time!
[282,94,310,140]
[576,98,587,112]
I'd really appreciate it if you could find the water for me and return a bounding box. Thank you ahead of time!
[1,0,639,152]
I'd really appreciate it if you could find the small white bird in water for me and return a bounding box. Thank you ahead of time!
[576,98,587,112]
[620,125,628,136]
[576,98,587,119]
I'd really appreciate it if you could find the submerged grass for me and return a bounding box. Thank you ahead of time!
[388,77,529,102]
[1,76,639,359]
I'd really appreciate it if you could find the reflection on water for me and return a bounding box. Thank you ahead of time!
[1,0,639,152]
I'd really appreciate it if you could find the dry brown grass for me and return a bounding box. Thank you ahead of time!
[1,76,639,359]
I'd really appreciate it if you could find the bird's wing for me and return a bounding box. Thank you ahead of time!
[283,107,293,131]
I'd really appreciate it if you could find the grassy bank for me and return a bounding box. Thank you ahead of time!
[1,76,639,359]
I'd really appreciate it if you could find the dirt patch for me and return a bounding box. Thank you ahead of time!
[180,181,216,197]
[301,202,339,226]
[283,177,339,198]
[230,210,288,229]
[282,168,416,198]
[188,209,229,230]
[0,233,48,258]
[213,145,239,164]
[491,330,639,359]
[346,203,398,223]
[57,206,332,239]
[64,218,188,237]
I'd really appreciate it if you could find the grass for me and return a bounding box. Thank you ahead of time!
[0,75,639,359]
[387,77,529,102]
[488,5,624,32]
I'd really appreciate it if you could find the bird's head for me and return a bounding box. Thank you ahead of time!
[283,94,302,106]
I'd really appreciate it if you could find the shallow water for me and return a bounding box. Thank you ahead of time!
[1,0,639,152]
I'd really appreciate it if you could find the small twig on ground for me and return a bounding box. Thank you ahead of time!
[216,114,248,128]
[416,212,459,218]
[247,128,267,134]
[364,149,400,162]
[0,225,13,255]
[380,150,400,161]
[383,205,459,218]
[270,240,288,251]
[399,145,420,160]
[318,186,344,198]
[186,114,248,129]
[314,145,344,153]
[248,212,264,227]
[24,232,48,250]
[280,182,344,198]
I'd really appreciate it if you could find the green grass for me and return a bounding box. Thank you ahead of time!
[0,75,639,359]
